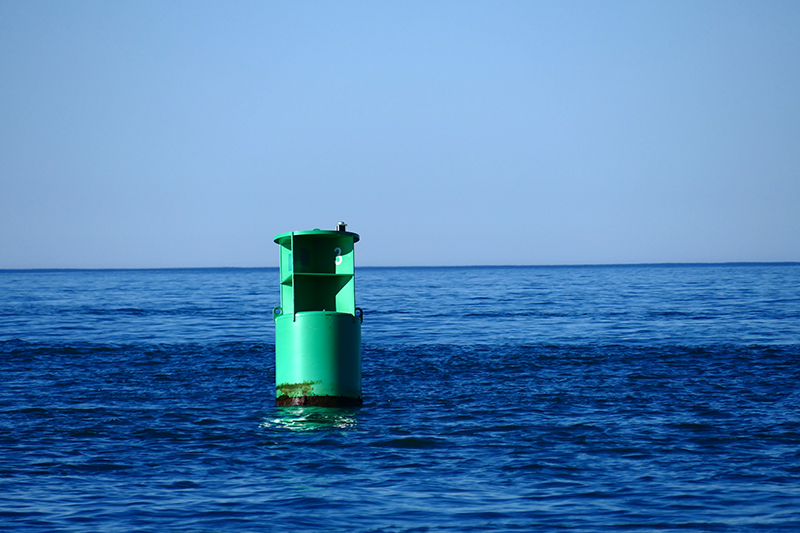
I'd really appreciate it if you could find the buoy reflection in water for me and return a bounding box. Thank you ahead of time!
[261,406,359,431]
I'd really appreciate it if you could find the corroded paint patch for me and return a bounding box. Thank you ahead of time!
[277,381,318,397]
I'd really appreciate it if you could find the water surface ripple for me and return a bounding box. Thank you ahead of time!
[1,265,799,531]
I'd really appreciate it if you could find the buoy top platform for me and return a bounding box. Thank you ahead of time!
[273,227,360,246]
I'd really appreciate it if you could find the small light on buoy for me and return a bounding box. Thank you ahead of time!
[336,221,347,232]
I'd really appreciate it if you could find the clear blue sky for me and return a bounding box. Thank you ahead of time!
[2,1,798,268]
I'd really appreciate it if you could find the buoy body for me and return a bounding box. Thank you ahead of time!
[273,226,362,407]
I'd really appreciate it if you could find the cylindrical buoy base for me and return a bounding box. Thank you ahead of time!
[274,311,362,407]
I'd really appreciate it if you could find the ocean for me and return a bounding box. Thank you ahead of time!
[1,264,799,531]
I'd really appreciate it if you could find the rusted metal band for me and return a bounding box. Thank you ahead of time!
[276,395,363,407]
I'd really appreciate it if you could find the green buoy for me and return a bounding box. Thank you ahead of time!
[272,222,362,407]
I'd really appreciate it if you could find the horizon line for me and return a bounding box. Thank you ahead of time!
[2,261,799,272]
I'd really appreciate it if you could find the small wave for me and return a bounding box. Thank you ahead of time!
[370,437,448,449]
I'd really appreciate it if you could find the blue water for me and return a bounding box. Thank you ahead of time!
[1,264,799,531]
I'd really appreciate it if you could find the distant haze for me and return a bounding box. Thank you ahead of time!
[2,1,798,268]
